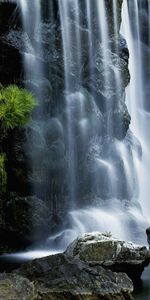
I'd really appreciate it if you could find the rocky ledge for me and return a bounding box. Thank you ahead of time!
[0,232,150,300]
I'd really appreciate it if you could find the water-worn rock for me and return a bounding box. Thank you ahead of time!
[15,253,133,300]
[65,232,150,282]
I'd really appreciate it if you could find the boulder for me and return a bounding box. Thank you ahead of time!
[15,253,133,300]
[65,232,150,282]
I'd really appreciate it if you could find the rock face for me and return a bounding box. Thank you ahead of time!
[0,1,22,85]
[0,194,52,254]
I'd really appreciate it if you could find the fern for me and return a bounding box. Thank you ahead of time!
[0,85,37,131]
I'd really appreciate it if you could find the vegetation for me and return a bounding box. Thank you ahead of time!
[0,85,37,131]
[0,153,7,192]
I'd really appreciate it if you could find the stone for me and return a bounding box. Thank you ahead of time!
[15,253,133,300]
[65,232,150,282]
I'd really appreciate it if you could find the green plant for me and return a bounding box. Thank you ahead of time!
[0,153,7,192]
[0,85,37,131]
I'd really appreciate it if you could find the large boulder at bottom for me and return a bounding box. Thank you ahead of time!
[14,253,133,300]
[65,232,150,282]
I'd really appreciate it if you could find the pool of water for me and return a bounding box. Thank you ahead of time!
[134,266,150,300]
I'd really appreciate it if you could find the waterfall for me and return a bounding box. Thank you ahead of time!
[19,0,43,83]
[121,0,150,223]
[58,0,82,207]
[12,0,150,257]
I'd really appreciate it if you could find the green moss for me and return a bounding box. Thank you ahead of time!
[0,153,7,192]
[0,85,37,131]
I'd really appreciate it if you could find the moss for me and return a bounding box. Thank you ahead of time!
[0,153,7,192]
[0,85,37,132]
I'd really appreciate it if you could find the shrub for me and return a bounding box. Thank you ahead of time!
[0,153,7,192]
[0,85,37,131]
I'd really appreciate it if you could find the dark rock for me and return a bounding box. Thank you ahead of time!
[0,1,22,85]
[146,227,150,248]
[110,100,131,140]
[0,1,20,35]
[0,38,23,85]
[1,194,51,250]
[15,252,133,300]
[3,127,31,196]
[84,40,130,119]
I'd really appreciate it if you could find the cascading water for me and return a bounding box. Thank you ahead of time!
[58,0,82,207]
[8,0,150,259]
[121,0,150,223]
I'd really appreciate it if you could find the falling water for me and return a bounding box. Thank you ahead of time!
[18,0,46,202]
[19,0,43,84]
[121,0,150,223]
[58,0,82,207]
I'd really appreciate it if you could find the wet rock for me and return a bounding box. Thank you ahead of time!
[15,252,133,300]
[3,127,32,196]
[45,118,64,142]
[110,100,131,140]
[0,1,20,35]
[3,194,51,248]
[65,232,150,282]
[4,30,33,54]
[146,227,150,248]
[0,1,22,85]
[0,39,23,86]
[84,41,130,112]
